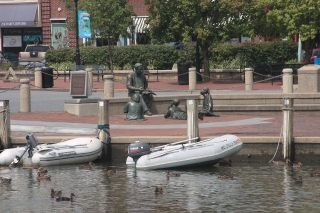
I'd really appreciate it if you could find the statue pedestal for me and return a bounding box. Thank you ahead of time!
[64,98,100,116]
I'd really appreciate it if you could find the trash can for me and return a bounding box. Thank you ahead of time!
[41,66,54,88]
[177,62,190,85]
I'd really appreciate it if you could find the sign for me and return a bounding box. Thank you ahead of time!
[70,71,87,97]
[52,23,68,49]
[78,10,91,38]
[3,36,22,47]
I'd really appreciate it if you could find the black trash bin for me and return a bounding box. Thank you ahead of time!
[177,62,190,85]
[41,66,54,88]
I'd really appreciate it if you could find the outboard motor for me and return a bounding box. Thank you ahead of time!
[128,141,150,164]
[11,133,39,165]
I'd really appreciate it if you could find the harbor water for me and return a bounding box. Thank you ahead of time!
[0,161,320,213]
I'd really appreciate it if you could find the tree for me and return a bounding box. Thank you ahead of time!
[62,0,135,73]
[145,0,247,81]
[257,0,320,63]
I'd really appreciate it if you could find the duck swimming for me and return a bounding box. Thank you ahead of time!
[36,172,51,180]
[79,162,94,170]
[154,186,163,194]
[310,172,320,177]
[23,164,39,169]
[104,168,117,175]
[166,170,181,177]
[38,167,48,174]
[0,177,12,184]
[218,171,236,179]
[56,193,75,201]
[272,159,291,166]
[294,176,303,184]
[293,162,303,168]
[51,189,62,198]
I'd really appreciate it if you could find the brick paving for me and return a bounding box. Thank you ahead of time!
[2,78,318,138]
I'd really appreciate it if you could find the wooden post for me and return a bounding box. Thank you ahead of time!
[20,78,31,112]
[282,97,294,160]
[0,100,11,149]
[187,99,199,143]
[98,100,111,161]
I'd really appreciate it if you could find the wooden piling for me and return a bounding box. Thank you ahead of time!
[282,97,294,160]
[187,99,199,142]
[0,100,11,149]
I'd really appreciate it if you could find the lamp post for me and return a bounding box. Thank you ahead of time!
[74,0,80,68]
[132,18,135,45]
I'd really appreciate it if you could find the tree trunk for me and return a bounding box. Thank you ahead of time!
[108,37,114,74]
[201,45,210,82]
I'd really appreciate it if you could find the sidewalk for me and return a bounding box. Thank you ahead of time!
[4,78,319,138]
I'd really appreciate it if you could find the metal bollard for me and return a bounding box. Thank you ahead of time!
[20,78,31,112]
[103,75,114,98]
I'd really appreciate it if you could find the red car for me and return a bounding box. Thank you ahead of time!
[310,48,320,64]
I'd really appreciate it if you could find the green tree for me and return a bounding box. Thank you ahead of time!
[61,0,135,73]
[145,0,247,81]
[258,0,320,63]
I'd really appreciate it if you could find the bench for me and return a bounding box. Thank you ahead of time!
[67,65,109,82]
[269,64,304,85]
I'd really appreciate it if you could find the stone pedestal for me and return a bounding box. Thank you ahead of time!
[64,98,100,116]
[34,68,42,88]
[298,65,320,93]
[20,78,31,112]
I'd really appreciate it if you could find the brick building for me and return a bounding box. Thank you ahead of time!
[0,0,150,59]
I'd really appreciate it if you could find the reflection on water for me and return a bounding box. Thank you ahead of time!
[0,161,320,212]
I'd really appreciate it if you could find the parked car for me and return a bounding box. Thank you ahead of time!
[309,48,320,64]
[0,52,10,64]
[3,52,19,63]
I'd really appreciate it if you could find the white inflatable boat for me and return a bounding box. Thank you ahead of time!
[127,134,242,170]
[0,133,102,166]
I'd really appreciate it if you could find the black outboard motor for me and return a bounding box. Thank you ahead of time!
[10,133,39,165]
[128,141,150,164]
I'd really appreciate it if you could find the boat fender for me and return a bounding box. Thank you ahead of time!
[128,141,150,163]
[97,124,111,145]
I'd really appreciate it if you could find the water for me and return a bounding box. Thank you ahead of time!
[0,161,320,213]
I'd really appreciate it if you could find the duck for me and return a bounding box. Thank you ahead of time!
[0,177,12,184]
[0,166,11,170]
[218,159,232,166]
[154,186,163,194]
[294,176,303,184]
[23,164,39,169]
[293,161,303,168]
[56,193,75,201]
[36,172,51,180]
[218,171,236,179]
[79,162,94,170]
[272,159,291,166]
[310,172,320,177]
[38,167,48,174]
[166,170,181,177]
[51,189,62,198]
[104,168,117,175]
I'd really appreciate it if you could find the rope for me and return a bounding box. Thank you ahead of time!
[97,124,111,145]
[268,124,284,163]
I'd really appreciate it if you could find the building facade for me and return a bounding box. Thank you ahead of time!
[0,0,149,59]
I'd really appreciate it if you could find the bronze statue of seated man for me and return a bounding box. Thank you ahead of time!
[124,93,146,121]
[200,87,219,117]
[126,63,155,116]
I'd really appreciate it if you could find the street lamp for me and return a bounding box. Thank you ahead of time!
[74,0,80,68]
[132,18,135,45]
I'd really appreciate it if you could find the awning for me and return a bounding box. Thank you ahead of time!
[133,16,149,33]
[0,4,37,27]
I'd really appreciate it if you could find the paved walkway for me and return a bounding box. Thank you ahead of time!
[2,78,319,138]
